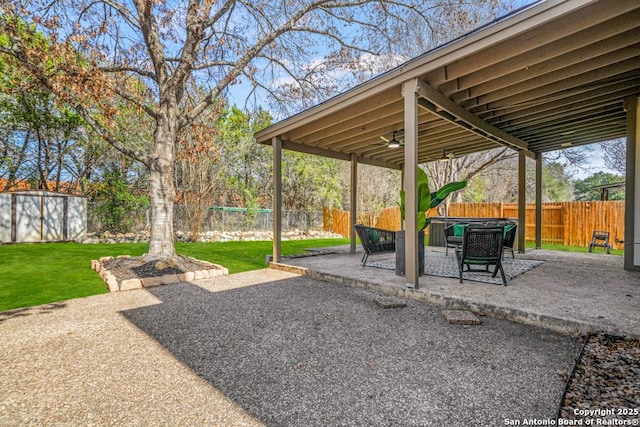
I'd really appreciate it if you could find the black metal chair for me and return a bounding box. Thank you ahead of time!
[588,230,611,254]
[456,225,507,286]
[444,222,467,256]
[354,224,396,266]
[502,222,517,258]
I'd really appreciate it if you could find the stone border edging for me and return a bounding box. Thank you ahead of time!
[92,256,228,292]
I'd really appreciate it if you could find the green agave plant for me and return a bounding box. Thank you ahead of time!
[399,167,467,232]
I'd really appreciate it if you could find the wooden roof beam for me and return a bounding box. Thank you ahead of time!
[485,84,639,126]
[281,87,402,141]
[382,144,500,165]
[461,49,640,108]
[324,111,441,152]
[415,80,530,153]
[529,128,627,152]
[524,116,626,144]
[506,105,625,134]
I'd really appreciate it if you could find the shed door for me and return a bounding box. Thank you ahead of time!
[43,196,64,241]
[15,195,42,242]
[0,193,10,242]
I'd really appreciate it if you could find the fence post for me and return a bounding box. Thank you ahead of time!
[562,203,569,246]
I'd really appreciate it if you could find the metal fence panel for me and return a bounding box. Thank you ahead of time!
[87,203,324,234]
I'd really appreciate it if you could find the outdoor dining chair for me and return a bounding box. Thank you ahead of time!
[456,225,507,286]
[444,222,467,256]
[502,221,517,258]
[354,224,396,266]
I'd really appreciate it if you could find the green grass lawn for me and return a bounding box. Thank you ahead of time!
[0,238,349,313]
[1,237,622,313]
[524,241,624,256]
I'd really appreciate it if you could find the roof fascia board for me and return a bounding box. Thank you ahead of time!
[255,0,592,143]
[357,155,402,170]
[257,138,401,170]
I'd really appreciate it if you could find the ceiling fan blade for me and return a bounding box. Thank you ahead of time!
[436,149,456,161]
[376,131,405,148]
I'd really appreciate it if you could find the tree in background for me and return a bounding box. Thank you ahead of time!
[536,161,574,202]
[600,139,626,174]
[175,105,273,239]
[282,152,343,223]
[175,108,223,241]
[0,33,91,192]
[346,164,401,213]
[215,107,272,209]
[90,167,149,233]
[574,172,625,201]
[418,147,522,216]
[2,0,506,261]
[273,1,516,114]
[443,152,575,203]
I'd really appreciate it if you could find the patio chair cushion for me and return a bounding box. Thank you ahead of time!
[368,228,380,244]
[452,223,469,236]
[503,223,515,238]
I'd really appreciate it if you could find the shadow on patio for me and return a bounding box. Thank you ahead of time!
[123,273,580,426]
[272,246,640,338]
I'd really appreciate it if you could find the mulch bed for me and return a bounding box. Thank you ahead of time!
[560,333,640,421]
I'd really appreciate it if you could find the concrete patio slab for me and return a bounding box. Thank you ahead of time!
[273,247,640,338]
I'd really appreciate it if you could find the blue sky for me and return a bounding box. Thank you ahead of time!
[223,0,623,181]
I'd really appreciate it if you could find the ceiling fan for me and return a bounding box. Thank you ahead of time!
[378,130,404,148]
[439,149,455,162]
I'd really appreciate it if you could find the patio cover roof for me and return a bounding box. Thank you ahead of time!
[255,0,640,169]
[257,0,640,286]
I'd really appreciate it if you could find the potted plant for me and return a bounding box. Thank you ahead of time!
[396,167,466,276]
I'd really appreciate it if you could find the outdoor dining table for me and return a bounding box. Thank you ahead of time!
[444,220,517,256]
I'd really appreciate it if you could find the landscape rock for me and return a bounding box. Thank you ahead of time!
[120,278,143,291]
[105,274,119,292]
[81,229,342,244]
[161,274,180,285]
[442,310,482,325]
[193,270,210,280]
[177,272,195,282]
[141,276,164,288]
[560,333,640,422]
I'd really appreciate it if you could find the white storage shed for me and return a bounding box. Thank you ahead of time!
[0,191,86,243]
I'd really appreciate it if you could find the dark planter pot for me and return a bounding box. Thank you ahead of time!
[395,230,425,276]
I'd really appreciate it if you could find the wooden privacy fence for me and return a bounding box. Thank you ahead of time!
[323,206,401,236]
[324,201,625,250]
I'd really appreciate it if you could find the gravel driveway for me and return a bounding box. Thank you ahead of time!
[1,269,582,426]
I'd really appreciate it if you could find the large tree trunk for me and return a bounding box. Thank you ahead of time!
[147,104,177,258]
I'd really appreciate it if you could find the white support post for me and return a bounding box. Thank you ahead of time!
[403,79,419,289]
[624,95,640,270]
[518,150,527,253]
[272,136,282,263]
[535,152,542,249]
[350,154,358,254]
